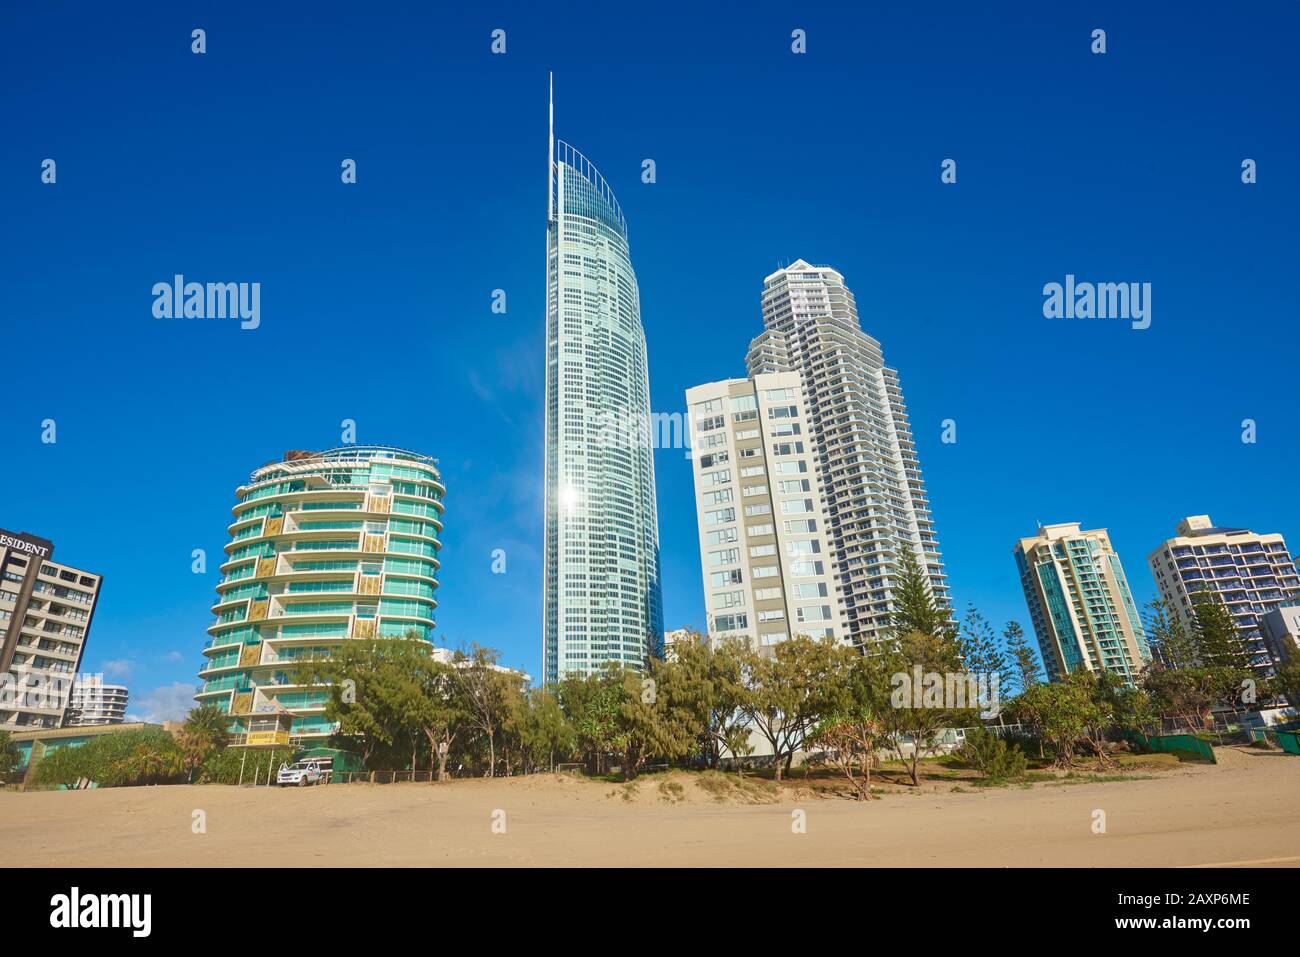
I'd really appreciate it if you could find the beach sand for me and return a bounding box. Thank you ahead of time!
[6,745,1298,867]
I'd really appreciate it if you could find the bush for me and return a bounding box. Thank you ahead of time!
[958,727,1028,781]
[31,729,185,788]
[198,746,298,785]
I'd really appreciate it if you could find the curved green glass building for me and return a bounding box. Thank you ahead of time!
[197,446,444,747]
[544,79,663,683]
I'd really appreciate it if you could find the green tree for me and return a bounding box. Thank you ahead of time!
[177,703,230,780]
[0,730,22,784]
[450,644,519,777]
[612,662,695,779]
[876,627,973,786]
[1003,621,1042,694]
[296,637,431,769]
[739,636,854,782]
[1143,598,1199,670]
[1192,595,1253,672]
[513,688,573,773]
[808,653,884,800]
[1008,676,1097,768]
[556,670,623,774]
[888,546,954,641]
[958,605,1014,711]
[660,635,749,769]
[31,728,186,788]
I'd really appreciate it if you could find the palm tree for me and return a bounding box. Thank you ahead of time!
[178,704,230,779]
[184,703,231,746]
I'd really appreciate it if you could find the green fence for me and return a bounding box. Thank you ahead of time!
[1127,731,1216,763]
[1277,730,1300,755]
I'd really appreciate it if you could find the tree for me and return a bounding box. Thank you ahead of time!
[1003,621,1042,694]
[0,730,22,784]
[412,655,468,780]
[958,604,1013,713]
[889,546,953,641]
[177,703,230,780]
[1275,657,1300,710]
[739,636,853,782]
[611,663,695,779]
[958,726,1027,781]
[451,644,519,777]
[557,670,623,774]
[1008,676,1097,769]
[1192,595,1253,673]
[513,688,573,773]
[296,637,432,769]
[1144,598,1199,670]
[661,635,749,769]
[875,627,972,786]
[31,728,185,788]
[808,655,883,800]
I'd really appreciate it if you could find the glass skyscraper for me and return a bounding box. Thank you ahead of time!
[543,79,663,683]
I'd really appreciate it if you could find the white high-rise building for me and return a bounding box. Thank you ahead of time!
[686,373,848,654]
[67,675,129,726]
[542,78,663,683]
[1148,515,1300,676]
[746,260,949,646]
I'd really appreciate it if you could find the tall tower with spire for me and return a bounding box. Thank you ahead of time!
[542,77,663,684]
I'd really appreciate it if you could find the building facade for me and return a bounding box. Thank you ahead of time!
[746,261,948,648]
[1261,606,1300,663]
[66,674,129,725]
[686,373,848,654]
[0,529,103,731]
[543,80,663,683]
[1148,515,1300,676]
[197,446,444,748]
[1015,523,1151,684]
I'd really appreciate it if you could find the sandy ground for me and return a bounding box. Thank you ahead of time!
[5,746,1299,867]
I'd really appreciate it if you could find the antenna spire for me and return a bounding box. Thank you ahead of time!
[547,72,554,223]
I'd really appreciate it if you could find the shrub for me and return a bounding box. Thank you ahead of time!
[958,727,1028,781]
[31,729,185,788]
[198,746,299,785]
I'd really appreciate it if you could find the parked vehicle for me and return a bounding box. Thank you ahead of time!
[276,761,322,787]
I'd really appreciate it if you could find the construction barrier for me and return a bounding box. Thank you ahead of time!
[1126,731,1216,763]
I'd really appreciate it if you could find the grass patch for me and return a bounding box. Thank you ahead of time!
[1049,772,1155,786]
[658,780,685,803]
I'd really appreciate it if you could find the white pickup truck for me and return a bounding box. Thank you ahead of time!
[276,761,323,787]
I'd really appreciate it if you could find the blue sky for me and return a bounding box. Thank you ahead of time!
[3,2,1297,721]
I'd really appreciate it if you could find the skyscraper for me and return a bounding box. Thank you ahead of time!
[543,78,663,683]
[1015,522,1151,684]
[1148,515,1300,677]
[746,260,948,647]
[686,372,847,654]
[197,446,444,748]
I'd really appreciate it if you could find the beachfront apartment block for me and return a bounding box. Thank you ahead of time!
[747,260,949,648]
[686,372,848,654]
[0,529,103,731]
[1148,516,1300,676]
[1015,523,1151,685]
[197,446,444,749]
[66,674,129,726]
